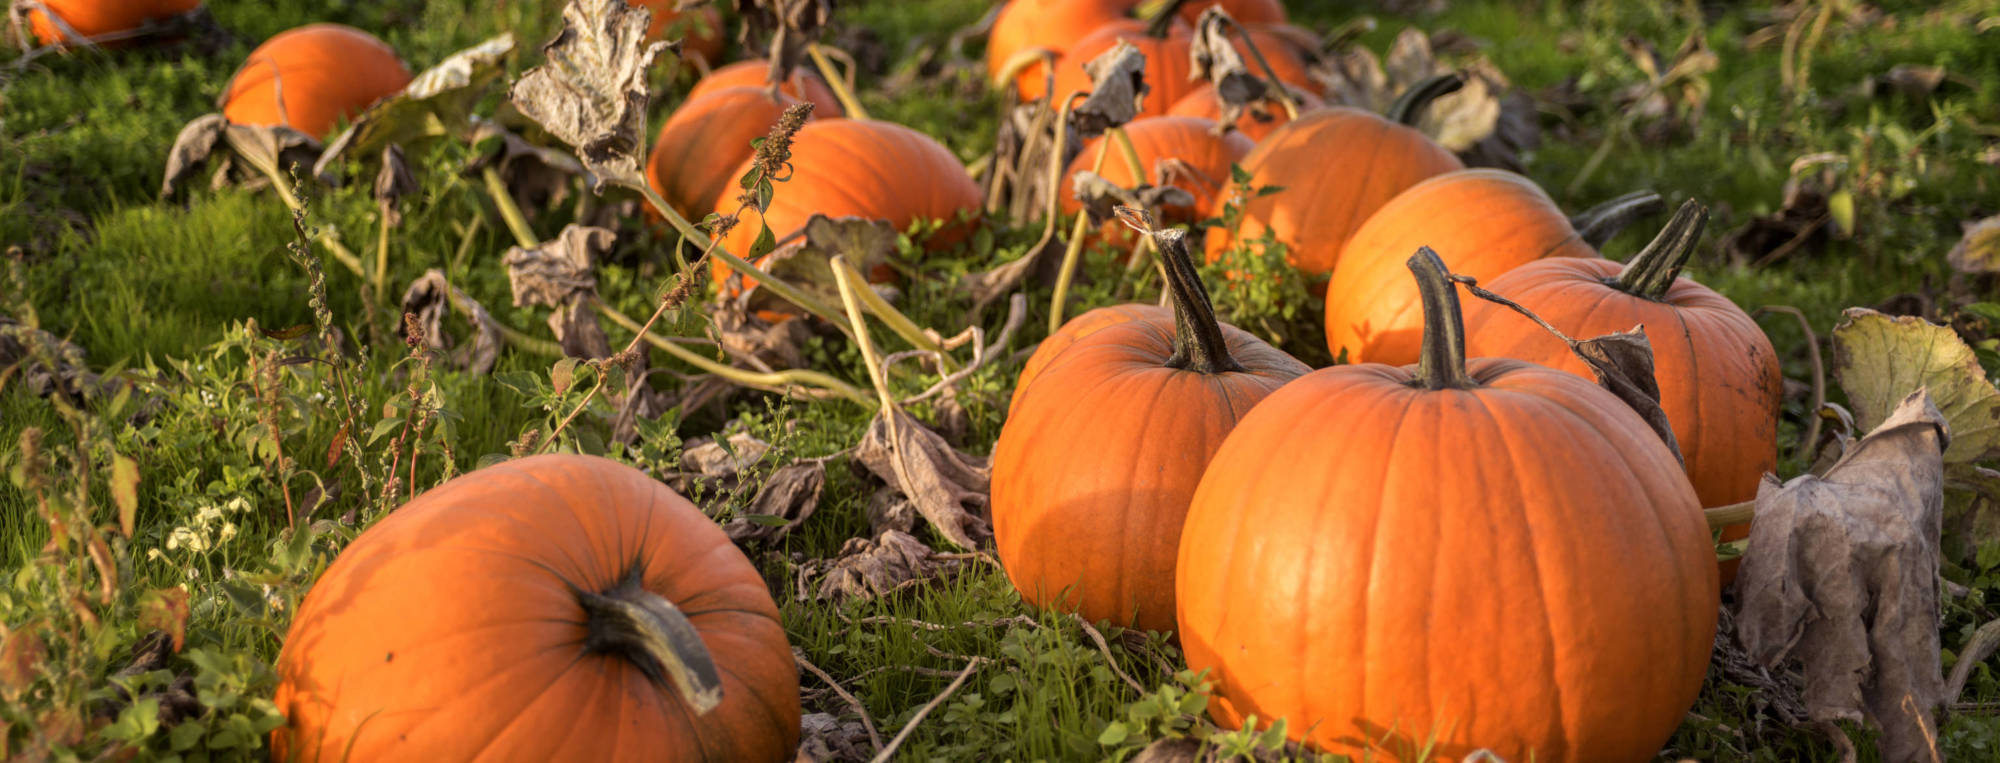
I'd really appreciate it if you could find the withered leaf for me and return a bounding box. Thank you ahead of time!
[1831,307,2000,466]
[743,215,899,318]
[160,119,323,200]
[373,144,419,226]
[1722,157,1838,264]
[503,224,615,358]
[464,116,586,220]
[1187,7,1265,126]
[714,296,814,370]
[508,0,670,191]
[1071,170,1195,227]
[732,0,833,92]
[400,269,503,374]
[1071,40,1148,139]
[960,237,1067,317]
[315,33,517,180]
[1570,326,1683,464]
[159,114,229,199]
[797,711,873,762]
[1735,390,1948,763]
[853,408,992,550]
[814,529,955,601]
[1314,28,1538,172]
[1948,215,2000,275]
[722,461,825,544]
[865,486,920,536]
[674,432,774,491]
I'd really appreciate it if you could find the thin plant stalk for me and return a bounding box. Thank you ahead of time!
[807,43,871,120]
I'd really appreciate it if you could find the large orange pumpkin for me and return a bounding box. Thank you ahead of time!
[272,454,800,762]
[647,87,812,221]
[987,0,1148,102]
[1048,21,1314,119]
[627,0,725,64]
[710,119,982,289]
[1166,83,1325,143]
[1463,201,1781,582]
[25,0,200,45]
[994,214,1307,633]
[1176,247,1718,762]
[1202,76,1466,295]
[1058,116,1253,243]
[1009,303,1155,412]
[1324,169,1663,365]
[688,59,845,119]
[219,24,412,139]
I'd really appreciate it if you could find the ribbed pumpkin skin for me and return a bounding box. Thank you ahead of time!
[1325,169,1596,365]
[710,120,982,287]
[647,87,808,220]
[1167,84,1325,143]
[1176,359,1718,762]
[627,0,724,63]
[220,24,411,139]
[1177,0,1286,25]
[688,59,845,119]
[1010,304,1155,412]
[26,0,200,44]
[271,454,801,763]
[987,0,1144,102]
[1202,108,1463,293]
[1462,256,1783,578]
[994,307,1307,633]
[1049,22,1314,119]
[1060,116,1253,242]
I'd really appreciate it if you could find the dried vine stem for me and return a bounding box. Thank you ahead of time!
[795,650,885,754]
[868,658,987,763]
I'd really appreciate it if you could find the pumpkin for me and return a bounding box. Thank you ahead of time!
[1176,247,1718,762]
[1048,20,1314,119]
[1324,169,1664,365]
[24,0,199,45]
[710,119,982,289]
[1166,83,1325,143]
[1009,304,1156,412]
[220,24,412,139]
[1463,201,1781,582]
[987,0,1148,102]
[272,454,800,762]
[647,87,811,221]
[627,0,725,64]
[1202,76,1465,296]
[994,212,1307,633]
[1177,0,1286,25]
[1058,116,1254,243]
[688,59,845,119]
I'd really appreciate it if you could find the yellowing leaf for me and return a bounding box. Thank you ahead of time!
[111,453,139,537]
[1948,215,2000,275]
[1832,308,2000,466]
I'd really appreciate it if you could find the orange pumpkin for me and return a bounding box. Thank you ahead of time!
[220,24,412,139]
[25,0,200,45]
[1009,303,1155,412]
[987,0,1147,102]
[1048,21,1314,119]
[1177,0,1286,25]
[1059,116,1253,243]
[647,87,812,221]
[1202,76,1465,296]
[994,215,1307,632]
[710,119,982,289]
[688,59,845,119]
[1166,83,1324,142]
[1177,247,1718,762]
[627,0,725,64]
[1463,201,1781,582]
[272,454,800,762]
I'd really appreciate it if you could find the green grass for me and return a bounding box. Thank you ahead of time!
[5,0,2000,760]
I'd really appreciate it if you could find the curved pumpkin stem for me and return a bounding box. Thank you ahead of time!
[1569,190,1666,249]
[1614,199,1709,301]
[1407,246,1477,390]
[576,570,724,715]
[1144,0,1190,37]
[1119,207,1243,374]
[1384,73,1464,127]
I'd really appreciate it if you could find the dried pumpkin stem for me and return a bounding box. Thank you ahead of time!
[1569,190,1665,249]
[1047,212,1096,335]
[1124,208,1243,374]
[1109,127,1147,186]
[1613,199,1708,301]
[1144,0,1190,37]
[1216,14,1301,120]
[807,43,871,121]
[1705,499,1754,529]
[627,180,855,336]
[1407,246,1478,390]
[576,574,724,716]
[592,297,873,407]
[832,255,898,412]
[482,166,540,249]
[1384,73,1464,127]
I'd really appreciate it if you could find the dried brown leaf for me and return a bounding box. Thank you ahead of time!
[1570,326,1683,464]
[865,486,920,536]
[503,224,616,358]
[1314,28,1537,171]
[1948,215,2000,275]
[400,269,503,374]
[714,296,815,369]
[797,711,873,762]
[1071,170,1195,228]
[0,626,45,702]
[508,0,669,191]
[723,462,826,544]
[464,116,586,219]
[743,215,899,318]
[853,408,992,550]
[373,144,419,226]
[814,529,955,601]
[1736,390,1949,763]
[1071,40,1148,139]
[732,0,833,90]
[0,315,104,401]
[160,118,323,200]
[315,33,517,180]
[673,432,774,491]
[959,234,1067,317]
[1188,7,1265,127]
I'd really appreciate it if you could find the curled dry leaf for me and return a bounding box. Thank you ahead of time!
[1570,326,1684,464]
[1071,40,1149,139]
[315,33,517,180]
[464,116,587,220]
[853,408,992,550]
[399,270,503,374]
[373,144,419,226]
[159,117,323,201]
[1071,170,1195,228]
[1832,307,2000,466]
[1948,215,2000,276]
[1187,7,1265,129]
[797,711,873,762]
[714,295,815,370]
[741,215,899,319]
[670,431,773,492]
[1615,30,1718,141]
[0,315,105,402]
[866,486,920,536]
[732,0,833,91]
[813,529,957,601]
[502,224,616,358]
[508,0,670,191]
[1735,390,1949,763]
[722,461,826,544]
[1315,27,1539,171]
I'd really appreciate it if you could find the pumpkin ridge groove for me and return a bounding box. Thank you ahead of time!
[457,649,591,762]
[1352,388,1424,734]
[1475,389,1568,757]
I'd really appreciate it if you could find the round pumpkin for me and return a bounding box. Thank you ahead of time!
[1176,247,1718,762]
[710,119,982,289]
[1059,116,1253,243]
[688,59,845,119]
[987,0,1147,102]
[1009,303,1156,412]
[1202,76,1465,296]
[1177,0,1286,25]
[994,212,1307,632]
[1166,83,1324,143]
[1048,21,1314,119]
[647,87,812,221]
[1462,201,1781,582]
[271,454,800,762]
[24,0,199,45]
[220,24,412,139]
[627,0,725,64]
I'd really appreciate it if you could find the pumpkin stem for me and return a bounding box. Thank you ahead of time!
[576,568,724,715]
[1408,246,1477,390]
[1385,73,1464,127]
[1613,199,1709,301]
[1119,207,1243,374]
[1569,190,1665,249]
[1145,0,1191,38]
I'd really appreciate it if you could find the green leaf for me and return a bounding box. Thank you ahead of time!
[748,223,778,260]
[111,452,140,537]
[1832,307,2000,465]
[368,418,405,445]
[1098,720,1130,745]
[492,370,543,399]
[171,719,205,751]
